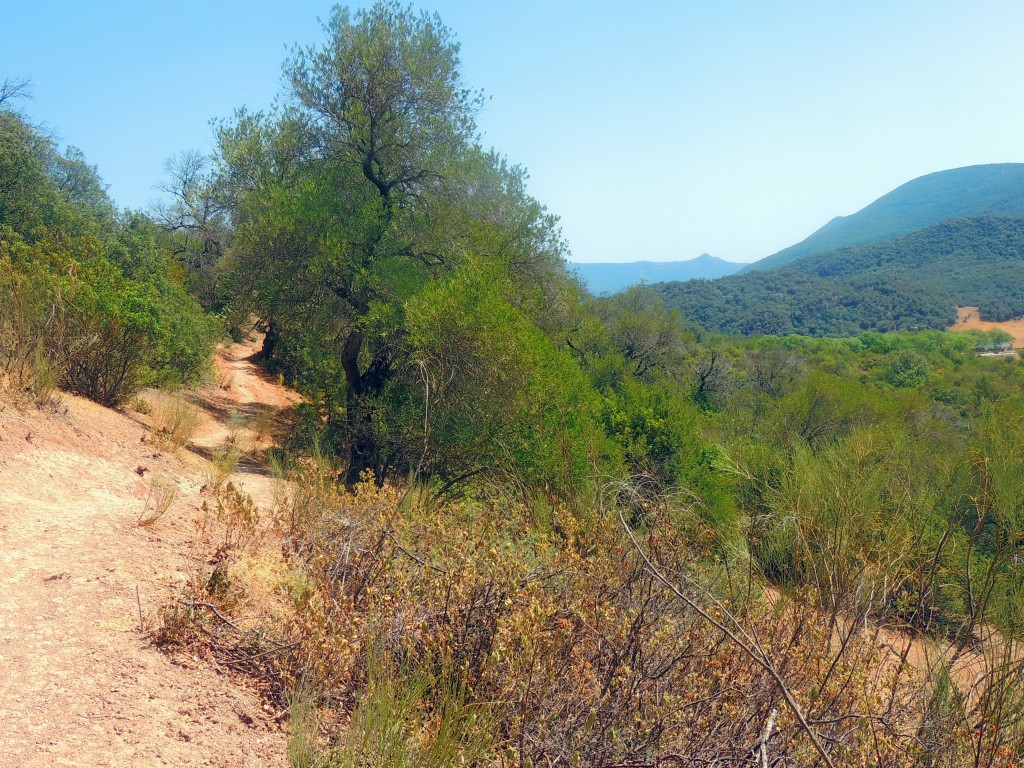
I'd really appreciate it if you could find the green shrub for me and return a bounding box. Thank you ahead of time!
[0,109,217,409]
[60,257,161,405]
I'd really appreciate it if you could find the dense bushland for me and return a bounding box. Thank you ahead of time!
[0,103,217,406]
[7,4,1024,764]
[138,3,1024,766]
[791,216,1024,323]
[171,414,1024,766]
[657,267,957,336]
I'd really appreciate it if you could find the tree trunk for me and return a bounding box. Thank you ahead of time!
[340,328,388,489]
[259,319,278,362]
[343,389,379,489]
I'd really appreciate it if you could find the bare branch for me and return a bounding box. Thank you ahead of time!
[0,77,32,110]
[617,504,838,768]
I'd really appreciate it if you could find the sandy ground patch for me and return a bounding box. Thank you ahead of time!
[948,306,1024,349]
[0,337,298,767]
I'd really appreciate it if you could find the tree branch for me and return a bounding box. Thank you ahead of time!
[617,506,837,768]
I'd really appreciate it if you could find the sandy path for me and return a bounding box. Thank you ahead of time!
[188,338,302,509]
[0,338,297,767]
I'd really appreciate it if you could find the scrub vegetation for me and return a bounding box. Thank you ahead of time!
[5,4,1024,766]
[0,82,217,407]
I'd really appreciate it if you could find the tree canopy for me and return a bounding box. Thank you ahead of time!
[0,99,216,406]
[218,1,575,486]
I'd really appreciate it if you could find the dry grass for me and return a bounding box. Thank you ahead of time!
[129,396,153,415]
[249,408,275,447]
[226,469,906,763]
[208,482,264,554]
[226,408,247,440]
[0,268,67,409]
[154,462,1024,767]
[149,392,201,452]
[0,345,64,409]
[137,475,178,527]
[207,445,243,491]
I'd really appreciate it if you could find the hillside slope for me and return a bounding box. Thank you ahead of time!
[743,163,1024,272]
[656,216,1024,336]
[0,338,295,767]
[790,216,1024,320]
[656,268,953,336]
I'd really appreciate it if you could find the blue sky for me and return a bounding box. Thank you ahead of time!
[5,1,1024,263]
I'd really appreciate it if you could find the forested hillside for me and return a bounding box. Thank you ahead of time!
[657,268,955,336]
[6,4,1024,767]
[657,215,1024,335]
[791,215,1024,320]
[744,163,1024,271]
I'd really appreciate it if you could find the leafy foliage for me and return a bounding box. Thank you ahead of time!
[218,2,574,487]
[11,8,1024,766]
[658,266,956,336]
[0,106,217,406]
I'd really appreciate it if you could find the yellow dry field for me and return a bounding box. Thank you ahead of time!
[948,306,1024,348]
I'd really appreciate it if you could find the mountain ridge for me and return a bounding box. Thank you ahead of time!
[742,163,1024,272]
[655,215,1024,336]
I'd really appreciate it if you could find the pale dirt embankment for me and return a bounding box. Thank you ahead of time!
[948,306,1024,348]
[0,336,297,767]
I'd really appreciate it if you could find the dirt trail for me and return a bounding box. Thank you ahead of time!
[188,337,302,509]
[0,337,297,767]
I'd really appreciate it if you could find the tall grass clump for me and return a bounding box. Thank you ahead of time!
[150,392,201,452]
[286,685,321,768]
[208,445,243,490]
[137,475,178,527]
[0,252,70,406]
[325,648,493,768]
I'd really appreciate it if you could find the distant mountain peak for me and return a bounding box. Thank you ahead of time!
[571,254,743,295]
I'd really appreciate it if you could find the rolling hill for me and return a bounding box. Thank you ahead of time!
[656,216,1024,336]
[742,164,1024,272]
[788,216,1024,320]
[572,253,743,295]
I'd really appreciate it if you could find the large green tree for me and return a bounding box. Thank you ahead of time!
[220,2,570,485]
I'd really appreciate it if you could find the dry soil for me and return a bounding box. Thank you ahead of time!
[0,336,297,767]
[948,306,1024,348]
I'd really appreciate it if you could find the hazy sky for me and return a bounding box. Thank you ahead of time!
[5,1,1024,263]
